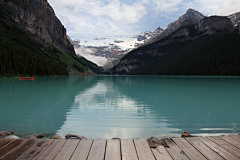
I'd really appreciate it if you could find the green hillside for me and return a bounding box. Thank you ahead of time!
[130,31,240,75]
[0,10,87,77]
[78,56,104,74]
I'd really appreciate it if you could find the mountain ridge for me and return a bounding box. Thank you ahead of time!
[111,10,238,75]
[0,0,76,57]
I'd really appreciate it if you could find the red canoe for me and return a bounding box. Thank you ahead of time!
[20,77,34,80]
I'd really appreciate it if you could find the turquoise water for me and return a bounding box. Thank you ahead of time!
[0,76,239,139]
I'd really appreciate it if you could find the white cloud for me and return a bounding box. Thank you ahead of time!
[210,0,240,15]
[75,47,108,66]
[152,0,183,14]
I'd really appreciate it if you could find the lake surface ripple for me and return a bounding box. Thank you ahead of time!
[0,76,239,139]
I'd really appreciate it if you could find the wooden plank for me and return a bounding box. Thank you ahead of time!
[121,139,138,160]
[87,139,106,160]
[0,139,15,149]
[17,139,53,160]
[1,139,37,160]
[198,137,239,160]
[134,139,155,160]
[185,137,224,160]
[151,146,173,160]
[35,139,67,160]
[105,139,121,160]
[165,139,189,160]
[0,139,27,159]
[70,140,93,160]
[207,136,240,158]
[172,138,206,160]
[231,135,240,142]
[53,140,79,160]
[220,135,240,149]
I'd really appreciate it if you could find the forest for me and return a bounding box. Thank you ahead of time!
[0,9,87,77]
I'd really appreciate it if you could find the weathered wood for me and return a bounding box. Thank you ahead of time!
[185,137,224,160]
[1,139,37,160]
[17,139,53,160]
[134,139,155,160]
[121,139,138,160]
[165,139,189,160]
[87,139,106,160]
[35,139,67,160]
[105,139,121,160]
[207,136,240,158]
[0,139,15,149]
[198,136,239,160]
[53,140,79,160]
[220,135,240,149]
[172,138,206,160]
[231,135,240,142]
[0,139,27,159]
[151,146,173,160]
[70,140,93,160]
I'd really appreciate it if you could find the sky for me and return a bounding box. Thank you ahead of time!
[48,0,240,40]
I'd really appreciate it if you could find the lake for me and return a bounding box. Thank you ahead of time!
[0,76,239,139]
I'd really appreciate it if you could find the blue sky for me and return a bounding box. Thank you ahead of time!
[48,0,240,40]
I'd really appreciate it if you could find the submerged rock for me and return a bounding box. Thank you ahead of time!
[65,134,87,140]
[51,135,63,139]
[181,131,193,137]
[4,135,20,139]
[0,131,13,138]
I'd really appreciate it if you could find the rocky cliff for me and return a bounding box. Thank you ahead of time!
[228,12,240,29]
[111,16,234,75]
[0,0,75,56]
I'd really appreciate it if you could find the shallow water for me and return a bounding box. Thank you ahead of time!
[0,76,239,139]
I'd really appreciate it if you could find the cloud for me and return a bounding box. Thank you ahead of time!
[48,0,147,38]
[210,0,240,15]
[152,0,183,14]
[75,47,108,66]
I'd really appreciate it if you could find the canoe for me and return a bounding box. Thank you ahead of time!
[20,77,34,80]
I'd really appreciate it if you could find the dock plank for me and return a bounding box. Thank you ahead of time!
[0,139,27,159]
[231,135,240,142]
[0,139,15,149]
[87,139,106,160]
[185,137,224,160]
[17,139,53,160]
[70,140,93,160]
[35,139,67,160]
[220,135,240,149]
[172,138,206,160]
[1,139,37,160]
[151,146,173,160]
[165,139,189,160]
[105,139,121,160]
[207,136,240,158]
[53,140,79,160]
[198,136,239,160]
[134,139,155,160]
[121,139,138,160]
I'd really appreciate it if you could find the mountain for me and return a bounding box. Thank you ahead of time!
[111,14,237,75]
[0,0,75,57]
[0,0,89,76]
[228,11,240,29]
[135,8,205,47]
[135,26,164,46]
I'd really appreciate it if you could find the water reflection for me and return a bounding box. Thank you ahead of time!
[0,76,239,138]
[56,76,240,139]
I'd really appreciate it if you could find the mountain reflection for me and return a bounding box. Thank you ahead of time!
[57,76,240,139]
[1,76,239,138]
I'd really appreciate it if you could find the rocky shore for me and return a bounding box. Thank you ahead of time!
[0,130,198,148]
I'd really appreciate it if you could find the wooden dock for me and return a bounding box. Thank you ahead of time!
[0,135,240,160]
